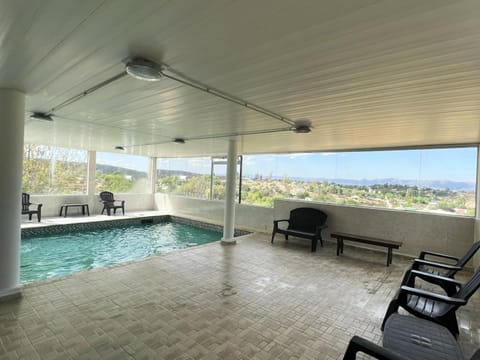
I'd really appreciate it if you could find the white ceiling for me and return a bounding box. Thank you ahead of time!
[2,0,480,157]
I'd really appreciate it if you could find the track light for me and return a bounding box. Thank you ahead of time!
[125,58,163,81]
[30,112,53,121]
[114,146,126,150]
[173,138,186,144]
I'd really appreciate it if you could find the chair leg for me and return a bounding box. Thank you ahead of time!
[381,298,399,331]
[271,231,276,243]
[311,239,317,252]
[442,313,459,338]
[37,212,41,222]
[319,235,323,247]
[29,214,32,220]
[122,206,125,215]
[285,234,288,241]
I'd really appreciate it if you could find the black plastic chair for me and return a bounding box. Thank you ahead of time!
[411,241,480,295]
[99,191,125,216]
[343,334,480,360]
[22,192,42,222]
[271,207,328,252]
[381,267,480,337]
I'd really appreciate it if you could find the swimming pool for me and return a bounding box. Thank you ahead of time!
[21,221,221,284]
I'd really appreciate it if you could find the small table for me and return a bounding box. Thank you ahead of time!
[59,203,90,217]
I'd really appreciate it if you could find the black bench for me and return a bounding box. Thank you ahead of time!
[59,203,90,217]
[331,232,402,266]
[271,207,328,252]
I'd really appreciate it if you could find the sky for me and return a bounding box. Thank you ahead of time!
[97,147,478,183]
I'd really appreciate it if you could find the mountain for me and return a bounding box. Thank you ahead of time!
[284,177,474,192]
[96,164,147,179]
[157,169,203,177]
[244,174,475,192]
[326,178,475,192]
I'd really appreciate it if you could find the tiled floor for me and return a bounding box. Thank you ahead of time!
[1,233,479,359]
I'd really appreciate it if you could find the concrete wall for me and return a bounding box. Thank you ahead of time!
[155,193,475,259]
[28,193,154,218]
[275,199,475,259]
[154,193,274,233]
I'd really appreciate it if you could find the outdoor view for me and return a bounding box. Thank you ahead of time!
[22,145,149,194]
[23,144,88,194]
[22,144,477,216]
[157,148,477,216]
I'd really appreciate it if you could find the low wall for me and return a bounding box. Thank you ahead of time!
[155,193,475,260]
[28,193,154,217]
[275,199,475,260]
[154,193,273,233]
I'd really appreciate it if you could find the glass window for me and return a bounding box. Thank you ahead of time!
[156,157,211,199]
[96,152,149,193]
[23,144,88,195]
[241,148,477,216]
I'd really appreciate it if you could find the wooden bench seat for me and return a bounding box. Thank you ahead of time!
[331,231,402,266]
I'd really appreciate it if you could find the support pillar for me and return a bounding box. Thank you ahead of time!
[87,151,96,211]
[149,157,157,194]
[221,139,237,244]
[474,145,480,268]
[0,89,25,299]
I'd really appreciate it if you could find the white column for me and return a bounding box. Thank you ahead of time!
[221,139,237,244]
[87,151,96,211]
[149,157,157,194]
[0,89,25,299]
[474,145,480,268]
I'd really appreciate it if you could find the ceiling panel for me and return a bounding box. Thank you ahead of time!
[1,0,479,158]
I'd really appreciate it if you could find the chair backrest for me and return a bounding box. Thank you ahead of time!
[457,267,480,302]
[456,241,480,269]
[22,192,30,211]
[288,207,327,233]
[100,191,115,202]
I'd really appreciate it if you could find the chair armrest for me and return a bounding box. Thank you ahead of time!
[399,285,467,305]
[412,258,462,271]
[28,202,42,210]
[409,269,462,287]
[273,219,289,225]
[419,250,459,261]
[343,336,408,360]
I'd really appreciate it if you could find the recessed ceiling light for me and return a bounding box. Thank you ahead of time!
[115,146,125,150]
[125,58,163,81]
[30,112,53,121]
[173,138,186,144]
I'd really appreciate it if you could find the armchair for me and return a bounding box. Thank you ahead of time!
[99,191,125,216]
[22,192,42,222]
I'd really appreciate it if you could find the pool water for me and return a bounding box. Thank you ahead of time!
[21,222,221,284]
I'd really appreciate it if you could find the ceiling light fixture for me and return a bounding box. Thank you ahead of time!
[125,57,163,82]
[173,138,186,144]
[292,120,312,133]
[293,125,311,133]
[30,112,53,121]
[115,146,126,150]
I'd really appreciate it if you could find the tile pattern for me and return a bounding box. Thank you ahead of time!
[1,234,479,359]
